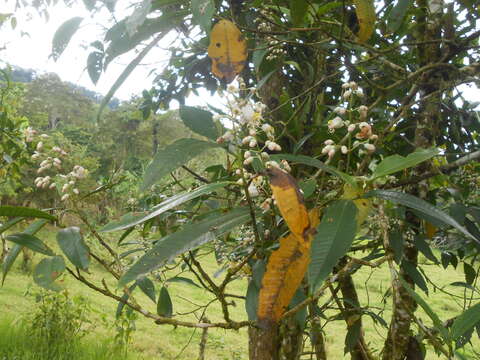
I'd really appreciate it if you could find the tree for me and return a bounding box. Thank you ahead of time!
[2,1,480,359]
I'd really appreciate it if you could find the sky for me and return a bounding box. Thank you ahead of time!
[0,1,478,105]
[0,1,167,100]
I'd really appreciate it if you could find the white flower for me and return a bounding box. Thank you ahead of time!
[249,139,257,148]
[341,145,348,154]
[40,159,50,167]
[244,151,252,159]
[261,124,274,133]
[52,146,61,152]
[62,184,69,192]
[322,144,334,154]
[31,152,40,160]
[61,194,70,201]
[243,157,253,165]
[235,169,242,175]
[354,89,364,97]
[242,136,252,145]
[334,106,346,115]
[40,134,49,139]
[240,104,255,124]
[49,183,56,189]
[248,184,259,197]
[249,128,257,136]
[281,160,291,172]
[343,90,352,99]
[265,160,280,168]
[370,134,378,140]
[348,124,356,132]
[36,141,43,151]
[364,143,376,152]
[328,148,336,157]
[324,139,335,145]
[342,83,350,89]
[349,81,358,90]
[328,117,344,130]
[236,178,244,185]
[73,188,79,195]
[260,152,269,159]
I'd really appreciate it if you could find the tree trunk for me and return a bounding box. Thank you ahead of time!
[248,323,280,360]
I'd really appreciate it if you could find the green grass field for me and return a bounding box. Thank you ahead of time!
[1,225,479,359]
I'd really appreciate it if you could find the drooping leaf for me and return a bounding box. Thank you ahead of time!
[414,235,438,264]
[87,50,104,85]
[141,138,222,190]
[1,219,48,285]
[399,277,450,342]
[166,276,201,288]
[464,263,476,286]
[191,0,215,32]
[402,262,428,294]
[387,0,414,33]
[353,0,375,42]
[371,148,439,180]
[266,167,309,237]
[118,207,252,286]
[365,190,476,242]
[33,256,66,292]
[157,286,173,317]
[51,17,83,61]
[451,303,480,342]
[207,19,247,83]
[246,279,259,321]
[271,154,357,188]
[5,233,54,256]
[308,200,357,292]
[341,184,372,228]
[0,217,24,235]
[0,206,56,221]
[289,0,307,26]
[389,230,404,264]
[116,283,137,318]
[179,106,218,140]
[102,182,229,232]
[56,227,90,270]
[137,276,156,303]
[125,0,152,36]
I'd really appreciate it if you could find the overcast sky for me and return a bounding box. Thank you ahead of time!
[0,1,166,100]
[1,1,478,106]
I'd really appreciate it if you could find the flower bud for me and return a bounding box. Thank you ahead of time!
[341,145,348,154]
[364,143,376,153]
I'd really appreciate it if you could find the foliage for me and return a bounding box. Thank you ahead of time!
[2,0,480,359]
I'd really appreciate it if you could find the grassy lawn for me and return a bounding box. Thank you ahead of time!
[1,224,479,359]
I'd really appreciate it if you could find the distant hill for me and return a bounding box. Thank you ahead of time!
[4,65,120,109]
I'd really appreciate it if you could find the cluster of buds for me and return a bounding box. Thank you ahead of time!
[28,128,89,202]
[34,176,56,189]
[321,82,378,159]
[24,127,37,143]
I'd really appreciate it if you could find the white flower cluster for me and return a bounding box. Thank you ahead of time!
[29,130,89,202]
[321,82,378,159]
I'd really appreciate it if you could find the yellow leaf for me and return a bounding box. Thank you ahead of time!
[266,167,310,238]
[353,0,375,42]
[257,208,321,325]
[425,221,437,239]
[207,19,247,83]
[342,184,371,227]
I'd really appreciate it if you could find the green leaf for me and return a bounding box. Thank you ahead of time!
[191,0,215,33]
[33,256,66,292]
[179,106,218,140]
[141,138,222,190]
[102,182,230,232]
[289,0,307,26]
[118,207,252,287]
[51,17,83,61]
[56,227,90,270]
[157,286,173,317]
[137,276,156,303]
[166,276,201,288]
[387,0,414,33]
[464,263,476,286]
[365,190,476,242]
[451,303,480,341]
[271,154,357,188]
[5,233,54,256]
[245,279,259,321]
[402,262,428,294]
[125,0,152,36]
[389,230,404,264]
[0,206,56,221]
[2,219,48,285]
[87,50,103,85]
[97,31,169,121]
[399,277,449,342]
[116,283,137,318]
[308,200,357,292]
[414,235,438,264]
[0,217,24,235]
[371,148,439,180]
